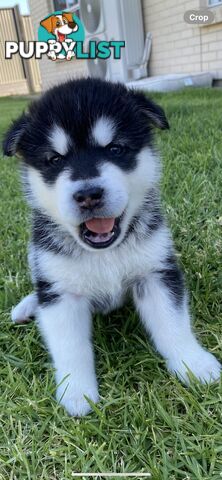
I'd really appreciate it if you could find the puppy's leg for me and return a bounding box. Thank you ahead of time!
[37,291,98,416]
[11,292,38,324]
[133,260,221,384]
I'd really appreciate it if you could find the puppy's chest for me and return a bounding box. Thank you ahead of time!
[36,246,148,300]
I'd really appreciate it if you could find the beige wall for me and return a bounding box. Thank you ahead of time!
[29,0,222,89]
[29,0,87,90]
[142,0,222,78]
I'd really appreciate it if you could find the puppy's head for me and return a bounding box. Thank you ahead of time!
[3,78,169,251]
[40,13,78,36]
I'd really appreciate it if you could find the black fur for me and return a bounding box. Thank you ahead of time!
[3,78,169,185]
[133,255,185,307]
[158,255,185,307]
[3,78,170,274]
[126,188,163,239]
[147,210,163,232]
[32,210,78,256]
[3,113,28,156]
[36,279,59,306]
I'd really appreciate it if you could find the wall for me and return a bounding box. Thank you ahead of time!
[28,0,222,88]
[142,0,222,78]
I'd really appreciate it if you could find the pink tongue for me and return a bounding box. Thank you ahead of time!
[85,218,115,234]
[58,32,65,42]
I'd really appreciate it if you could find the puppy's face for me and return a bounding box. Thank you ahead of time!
[3,79,169,251]
[40,13,78,36]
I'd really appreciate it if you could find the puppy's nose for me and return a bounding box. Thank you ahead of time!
[73,187,104,209]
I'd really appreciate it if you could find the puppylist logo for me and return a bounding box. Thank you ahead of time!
[5,10,125,62]
[38,11,84,61]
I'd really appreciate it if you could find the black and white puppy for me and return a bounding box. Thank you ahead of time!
[3,78,221,416]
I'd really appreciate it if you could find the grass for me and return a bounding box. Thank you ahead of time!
[0,88,222,480]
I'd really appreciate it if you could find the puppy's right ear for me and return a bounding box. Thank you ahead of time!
[40,16,53,33]
[3,113,28,157]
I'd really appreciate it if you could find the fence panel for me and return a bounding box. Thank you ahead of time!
[22,15,41,93]
[0,8,41,96]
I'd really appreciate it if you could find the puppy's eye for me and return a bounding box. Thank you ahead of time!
[64,19,68,24]
[56,21,61,27]
[108,144,125,156]
[48,154,62,166]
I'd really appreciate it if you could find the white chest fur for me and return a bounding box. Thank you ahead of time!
[31,226,171,300]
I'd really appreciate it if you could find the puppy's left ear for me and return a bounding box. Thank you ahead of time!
[131,91,170,130]
[3,113,28,157]
[63,12,77,28]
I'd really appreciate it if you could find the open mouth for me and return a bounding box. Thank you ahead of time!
[80,216,122,249]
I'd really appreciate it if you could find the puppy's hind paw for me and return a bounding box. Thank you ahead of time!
[11,293,38,324]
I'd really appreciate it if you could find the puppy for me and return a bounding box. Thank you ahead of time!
[3,78,221,416]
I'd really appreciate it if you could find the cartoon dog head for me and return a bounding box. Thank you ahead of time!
[40,12,78,40]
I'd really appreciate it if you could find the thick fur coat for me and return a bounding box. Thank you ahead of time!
[3,78,221,416]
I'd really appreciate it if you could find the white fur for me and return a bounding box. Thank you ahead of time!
[48,125,70,156]
[11,292,38,324]
[91,117,115,147]
[16,220,221,418]
[29,220,221,386]
[37,293,99,416]
[26,147,159,252]
[32,225,172,299]
[14,141,221,416]
[27,167,61,219]
[133,275,221,384]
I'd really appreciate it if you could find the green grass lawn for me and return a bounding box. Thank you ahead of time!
[0,89,222,480]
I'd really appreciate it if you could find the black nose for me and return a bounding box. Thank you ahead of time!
[73,187,104,209]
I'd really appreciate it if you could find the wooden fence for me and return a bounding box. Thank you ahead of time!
[0,6,41,96]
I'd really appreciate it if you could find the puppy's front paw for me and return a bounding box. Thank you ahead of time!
[66,51,74,61]
[167,348,221,384]
[11,293,38,324]
[56,383,99,416]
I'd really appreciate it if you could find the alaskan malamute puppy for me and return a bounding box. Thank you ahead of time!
[3,79,221,416]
